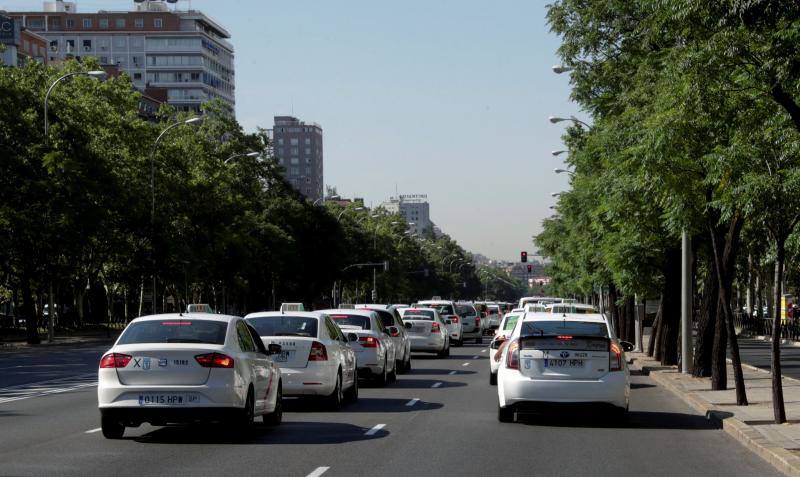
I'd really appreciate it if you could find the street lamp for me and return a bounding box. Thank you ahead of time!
[550,192,562,198]
[552,150,567,156]
[224,151,260,165]
[552,65,573,74]
[150,116,204,314]
[44,70,107,144]
[554,168,575,177]
[337,206,365,221]
[549,115,591,128]
[313,194,340,206]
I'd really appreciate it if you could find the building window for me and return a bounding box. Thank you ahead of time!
[99,18,108,29]
[113,36,127,48]
[130,37,143,49]
[28,18,44,29]
[82,18,92,28]
[134,18,144,28]
[290,167,300,175]
[154,18,163,28]
[305,147,311,155]
[49,40,58,51]
[65,39,75,52]
[304,138,311,145]
[115,18,125,28]
[132,56,140,66]
[290,138,299,146]
[190,72,200,81]
[82,39,92,51]
[66,19,75,28]
[277,148,284,155]
[290,158,300,165]
[133,72,142,80]
[305,158,312,164]
[99,56,108,64]
[290,147,299,156]
[277,138,284,146]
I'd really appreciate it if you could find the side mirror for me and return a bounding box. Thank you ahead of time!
[347,332,359,343]
[403,322,412,329]
[620,341,634,352]
[267,343,282,355]
[444,319,452,325]
[387,326,400,337]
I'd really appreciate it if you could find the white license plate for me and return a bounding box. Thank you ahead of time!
[138,393,197,406]
[544,359,585,368]
[274,351,294,362]
[411,326,426,333]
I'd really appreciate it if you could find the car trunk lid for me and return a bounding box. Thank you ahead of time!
[518,335,610,380]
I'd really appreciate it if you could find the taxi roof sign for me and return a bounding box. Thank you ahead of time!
[280,303,305,312]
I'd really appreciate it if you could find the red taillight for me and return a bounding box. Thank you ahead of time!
[194,352,235,368]
[309,341,328,361]
[475,316,481,326]
[431,322,440,333]
[557,335,573,340]
[160,321,192,325]
[450,316,459,324]
[100,353,132,368]
[506,340,520,370]
[359,336,381,348]
[609,342,622,371]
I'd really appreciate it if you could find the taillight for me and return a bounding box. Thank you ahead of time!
[195,352,235,368]
[359,336,381,348]
[431,322,440,333]
[475,316,481,326]
[450,316,459,324]
[100,353,132,368]
[505,340,520,370]
[309,341,328,361]
[609,342,622,371]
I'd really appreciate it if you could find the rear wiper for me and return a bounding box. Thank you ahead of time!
[165,338,204,343]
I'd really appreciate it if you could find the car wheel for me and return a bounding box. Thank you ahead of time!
[263,382,282,426]
[239,388,256,432]
[453,339,463,347]
[396,359,404,374]
[101,416,125,439]
[404,354,411,372]
[344,372,359,403]
[436,345,448,358]
[376,359,388,386]
[388,359,397,383]
[498,404,515,423]
[326,372,344,410]
[489,372,497,385]
[475,336,483,345]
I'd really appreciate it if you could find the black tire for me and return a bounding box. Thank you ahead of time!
[326,371,344,410]
[475,336,483,345]
[396,359,404,374]
[498,404,515,423]
[375,359,388,386]
[453,339,463,347]
[263,382,282,427]
[388,359,397,383]
[239,388,255,432]
[436,344,448,358]
[101,415,124,439]
[404,354,411,372]
[344,372,359,403]
[489,372,497,385]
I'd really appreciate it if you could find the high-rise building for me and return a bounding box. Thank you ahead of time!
[381,194,431,236]
[0,14,48,66]
[272,115,323,201]
[5,0,234,112]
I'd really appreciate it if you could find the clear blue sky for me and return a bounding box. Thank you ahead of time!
[3,0,583,261]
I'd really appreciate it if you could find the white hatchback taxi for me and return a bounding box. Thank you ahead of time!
[245,310,358,409]
[97,313,283,438]
[496,312,633,423]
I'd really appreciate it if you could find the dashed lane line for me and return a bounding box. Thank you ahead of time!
[405,398,420,406]
[306,467,330,477]
[365,424,386,436]
[481,349,487,353]
[462,362,470,367]
[448,371,457,375]
[85,428,102,434]
[431,382,442,388]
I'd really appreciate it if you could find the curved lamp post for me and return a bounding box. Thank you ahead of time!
[224,151,260,165]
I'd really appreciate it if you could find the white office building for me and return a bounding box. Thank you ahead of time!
[381,194,431,237]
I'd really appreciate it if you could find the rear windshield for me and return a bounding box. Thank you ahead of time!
[329,314,371,330]
[456,305,476,317]
[246,316,318,338]
[521,321,608,338]
[403,309,435,320]
[503,314,520,331]
[365,309,394,329]
[118,319,227,345]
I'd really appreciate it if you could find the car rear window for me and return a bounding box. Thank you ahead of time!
[402,309,435,320]
[363,308,394,329]
[329,314,371,330]
[521,320,608,338]
[456,305,476,316]
[118,319,227,345]
[246,316,318,338]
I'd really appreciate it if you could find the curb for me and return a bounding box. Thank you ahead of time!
[637,359,800,477]
[0,337,116,353]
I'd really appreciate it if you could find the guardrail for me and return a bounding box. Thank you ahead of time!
[734,312,800,341]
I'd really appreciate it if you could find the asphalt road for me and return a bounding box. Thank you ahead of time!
[736,338,800,379]
[0,343,781,477]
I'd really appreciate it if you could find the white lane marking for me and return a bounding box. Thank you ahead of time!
[365,424,386,436]
[85,428,102,434]
[0,373,97,405]
[462,362,470,367]
[481,349,487,353]
[449,370,457,375]
[473,355,480,359]
[406,398,420,406]
[431,382,442,388]
[306,467,330,477]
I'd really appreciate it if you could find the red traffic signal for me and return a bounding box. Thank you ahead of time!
[527,264,532,273]
[521,251,528,263]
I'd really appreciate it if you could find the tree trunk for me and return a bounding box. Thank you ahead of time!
[659,246,682,366]
[21,274,40,344]
[624,296,635,342]
[772,237,787,423]
[609,283,620,338]
[711,296,728,390]
[648,306,661,357]
[709,216,747,405]
[694,250,719,377]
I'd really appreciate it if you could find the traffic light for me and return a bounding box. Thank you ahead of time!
[521,251,528,262]
[527,264,532,273]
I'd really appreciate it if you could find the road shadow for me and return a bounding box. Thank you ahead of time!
[630,383,656,389]
[408,368,476,376]
[516,410,720,430]
[283,397,443,413]
[132,421,388,445]
[389,378,467,389]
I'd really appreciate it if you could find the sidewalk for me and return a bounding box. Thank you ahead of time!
[632,349,800,477]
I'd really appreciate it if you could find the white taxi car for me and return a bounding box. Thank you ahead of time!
[245,310,358,409]
[416,300,463,346]
[97,313,283,439]
[354,304,412,373]
[488,308,524,385]
[399,307,450,357]
[496,312,633,423]
[318,309,397,385]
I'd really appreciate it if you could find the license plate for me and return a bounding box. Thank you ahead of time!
[411,326,426,333]
[274,350,294,362]
[544,359,585,368]
[138,393,196,406]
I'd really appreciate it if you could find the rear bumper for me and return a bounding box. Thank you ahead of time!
[97,369,242,409]
[279,364,336,396]
[100,407,241,425]
[498,369,629,409]
[409,335,445,352]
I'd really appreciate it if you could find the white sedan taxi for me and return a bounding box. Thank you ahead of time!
[245,310,358,409]
[488,308,524,385]
[497,312,633,423]
[97,313,283,438]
